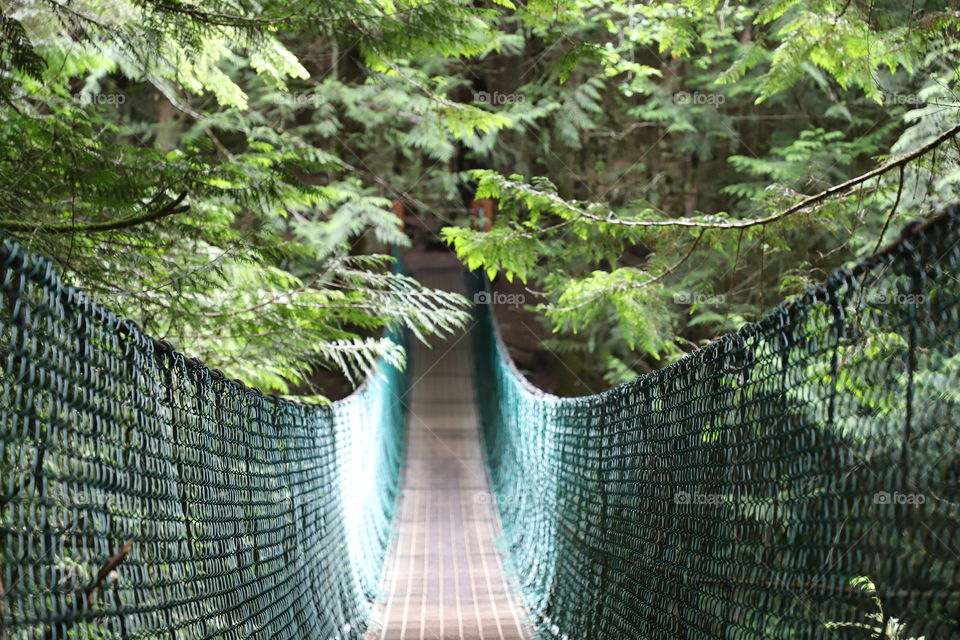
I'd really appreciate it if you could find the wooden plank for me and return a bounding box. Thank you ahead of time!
[369,267,531,640]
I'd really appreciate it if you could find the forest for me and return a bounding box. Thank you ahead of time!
[1,0,958,395]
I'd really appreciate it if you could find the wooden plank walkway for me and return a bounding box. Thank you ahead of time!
[367,266,531,640]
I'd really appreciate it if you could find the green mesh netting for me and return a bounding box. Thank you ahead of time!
[469,209,960,640]
[0,236,407,639]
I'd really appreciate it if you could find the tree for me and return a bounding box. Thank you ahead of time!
[442,0,960,388]
[4,0,959,394]
[0,0,516,396]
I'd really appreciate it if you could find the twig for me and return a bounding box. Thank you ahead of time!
[872,164,906,254]
[503,216,578,240]
[86,540,133,608]
[148,77,205,120]
[648,229,707,286]
[205,129,235,160]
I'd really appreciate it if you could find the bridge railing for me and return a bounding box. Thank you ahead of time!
[0,236,407,639]
[469,209,960,640]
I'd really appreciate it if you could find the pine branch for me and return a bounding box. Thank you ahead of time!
[0,192,189,234]
[502,121,960,232]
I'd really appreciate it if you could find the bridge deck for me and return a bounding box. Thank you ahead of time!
[369,266,530,640]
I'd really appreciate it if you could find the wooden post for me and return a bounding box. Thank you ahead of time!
[392,200,405,231]
[470,199,494,231]
[391,200,405,258]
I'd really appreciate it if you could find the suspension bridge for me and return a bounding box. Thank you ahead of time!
[0,209,958,639]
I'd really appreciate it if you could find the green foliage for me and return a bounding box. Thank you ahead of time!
[438,0,960,389]
[547,268,675,357]
[4,0,960,394]
[0,0,514,396]
[825,576,928,639]
[0,14,44,84]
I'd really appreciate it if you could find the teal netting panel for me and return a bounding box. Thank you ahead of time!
[0,236,407,639]
[470,209,960,640]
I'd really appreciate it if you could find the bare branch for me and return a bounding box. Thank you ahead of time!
[87,540,133,607]
[872,164,906,254]
[0,192,189,234]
